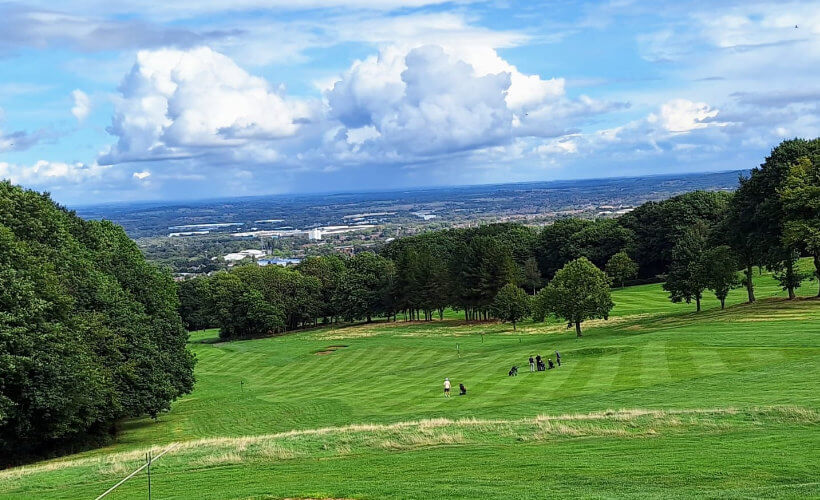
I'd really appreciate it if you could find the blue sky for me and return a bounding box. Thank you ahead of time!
[0,0,817,205]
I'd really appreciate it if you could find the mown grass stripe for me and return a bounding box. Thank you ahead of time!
[613,347,643,390]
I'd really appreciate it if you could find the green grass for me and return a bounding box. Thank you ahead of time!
[2,264,819,499]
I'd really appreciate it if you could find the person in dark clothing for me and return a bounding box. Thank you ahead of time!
[555,351,561,366]
[535,355,542,371]
[529,356,535,372]
[548,359,555,369]
[459,383,467,396]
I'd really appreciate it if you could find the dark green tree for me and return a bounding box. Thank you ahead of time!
[663,221,709,311]
[605,251,638,288]
[0,182,195,462]
[772,250,811,299]
[520,256,542,294]
[729,139,820,300]
[703,245,741,309]
[619,191,731,278]
[178,277,213,331]
[297,255,347,322]
[573,219,636,270]
[534,257,613,337]
[491,283,531,330]
[535,218,590,279]
[334,252,395,322]
[780,155,820,296]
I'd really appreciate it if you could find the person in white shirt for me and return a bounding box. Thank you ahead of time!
[443,378,451,398]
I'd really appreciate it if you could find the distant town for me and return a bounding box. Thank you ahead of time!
[77,170,743,277]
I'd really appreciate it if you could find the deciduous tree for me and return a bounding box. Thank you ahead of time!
[534,257,613,337]
[605,251,638,288]
[491,283,531,330]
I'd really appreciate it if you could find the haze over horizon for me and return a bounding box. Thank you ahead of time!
[0,0,817,205]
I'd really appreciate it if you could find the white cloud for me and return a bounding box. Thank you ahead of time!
[324,44,616,160]
[648,98,721,133]
[132,170,150,180]
[101,47,314,164]
[0,160,108,185]
[71,89,90,122]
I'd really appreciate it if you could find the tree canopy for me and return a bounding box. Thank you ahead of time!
[606,251,638,288]
[0,182,195,463]
[534,257,613,337]
[491,284,531,330]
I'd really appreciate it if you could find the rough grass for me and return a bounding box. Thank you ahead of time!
[1,262,818,499]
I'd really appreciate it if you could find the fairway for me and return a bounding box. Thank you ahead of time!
[2,267,819,499]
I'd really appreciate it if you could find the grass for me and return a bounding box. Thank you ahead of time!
[1,262,819,499]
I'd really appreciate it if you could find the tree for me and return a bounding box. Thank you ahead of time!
[178,277,213,330]
[780,155,820,296]
[772,250,811,299]
[663,221,709,311]
[723,187,762,303]
[520,256,542,295]
[534,257,613,337]
[0,182,195,462]
[535,218,589,279]
[296,255,346,322]
[605,251,638,288]
[207,271,285,339]
[619,191,730,278]
[491,284,531,330]
[334,252,395,322]
[729,139,820,300]
[573,219,636,270]
[703,245,741,309]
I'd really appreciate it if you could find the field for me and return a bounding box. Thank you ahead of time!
[2,264,819,499]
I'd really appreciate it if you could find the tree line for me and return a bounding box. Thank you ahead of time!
[180,138,819,341]
[0,182,195,464]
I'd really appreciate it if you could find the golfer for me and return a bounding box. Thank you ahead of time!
[443,378,451,398]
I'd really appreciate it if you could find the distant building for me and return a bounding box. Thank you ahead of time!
[308,228,323,240]
[223,249,267,262]
[258,258,301,267]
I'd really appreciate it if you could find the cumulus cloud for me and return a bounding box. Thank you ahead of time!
[98,44,616,171]
[71,89,91,122]
[324,44,618,160]
[648,99,721,133]
[329,45,513,155]
[101,47,314,164]
[0,160,108,185]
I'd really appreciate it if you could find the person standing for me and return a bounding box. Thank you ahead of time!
[536,355,542,371]
[555,351,561,366]
[529,356,535,372]
[443,378,451,398]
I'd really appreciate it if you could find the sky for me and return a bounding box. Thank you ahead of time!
[0,0,817,205]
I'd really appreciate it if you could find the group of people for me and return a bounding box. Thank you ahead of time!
[443,378,467,397]
[528,351,561,372]
[507,351,562,376]
[444,350,563,396]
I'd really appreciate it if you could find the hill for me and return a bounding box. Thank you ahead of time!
[1,262,818,498]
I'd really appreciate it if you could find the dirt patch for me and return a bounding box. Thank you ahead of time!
[314,345,348,355]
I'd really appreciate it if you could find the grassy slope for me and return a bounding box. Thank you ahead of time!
[2,262,819,499]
